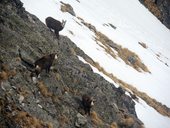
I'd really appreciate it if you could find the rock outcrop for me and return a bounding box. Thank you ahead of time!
[0,0,143,127]
[139,0,170,29]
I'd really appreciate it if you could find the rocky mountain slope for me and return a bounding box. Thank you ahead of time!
[139,0,170,29]
[0,0,143,128]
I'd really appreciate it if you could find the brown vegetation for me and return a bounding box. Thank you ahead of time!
[110,122,118,128]
[13,111,53,128]
[78,17,150,73]
[70,47,77,56]
[15,57,21,62]
[60,1,75,16]
[119,47,150,72]
[0,99,53,128]
[95,31,150,73]
[84,57,170,118]
[119,116,135,127]
[0,71,8,82]
[56,73,62,81]
[16,86,30,98]
[62,86,80,95]
[143,0,162,19]
[91,111,103,126]
[95,32,117,59]
[0,64,16,85]
[58,114,69,127]
[37,81,52,97]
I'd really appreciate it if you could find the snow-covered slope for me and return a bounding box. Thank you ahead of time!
[21,0,170,127]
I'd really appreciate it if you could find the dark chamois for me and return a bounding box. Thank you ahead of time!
[19,49,57,77]
[82,94,94,115]
[45,17,66,39]
[34,53,57,76]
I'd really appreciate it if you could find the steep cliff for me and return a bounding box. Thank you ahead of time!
[0,0,143,127]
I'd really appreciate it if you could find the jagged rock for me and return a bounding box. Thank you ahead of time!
[128,56,136,65]
[75,113,87,127]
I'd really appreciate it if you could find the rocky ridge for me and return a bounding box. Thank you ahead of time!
[139,0,170,29]
[0,0,143,128]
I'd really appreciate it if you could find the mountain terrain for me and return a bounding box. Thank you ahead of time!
[1,0,170,127]
[0,0,145,128]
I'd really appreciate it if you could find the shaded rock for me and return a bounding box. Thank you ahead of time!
[75,113,87,127]
[128,56,136,65]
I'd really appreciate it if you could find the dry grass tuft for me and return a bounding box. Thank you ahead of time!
[62,86,70,94]
[141,124,146,128]
[77,17,96,32]
[118,47,150,72]
[0,99,53,128]
[78,17,150,73]
[143,0,162,19]
[138,42,148,49]
[110,122,118,128]
[95,62,105,72]
[60,1,75,16]
[8,69,17,77]
[37,81,52,97]
[91,111,103,126]
[123,116,135,127]
[14,111,53,128]
[17,86,30,97]
[15,57,21,62]
[1,64,9,72]
[95,35,117,59]
[51,95,63,103]
[70,88,80,95]
[62,86,80,95]
[70,48,76,56]
[0,64,17,85]
[95,31,150,73]
[56,73,61,81]
[0,71,9,81]
[58,114,69,127]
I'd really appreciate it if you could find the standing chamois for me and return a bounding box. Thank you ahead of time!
[45,16,66,39]
[34,53,58,77]
[82,94,94,115]
[19,49,58,77]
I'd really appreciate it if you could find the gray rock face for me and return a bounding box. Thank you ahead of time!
[75,113,87,127]
[139,0,170,29]
[0,0,144,127]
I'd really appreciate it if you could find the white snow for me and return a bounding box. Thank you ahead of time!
[136,99,170,128]
[21,0,170,127]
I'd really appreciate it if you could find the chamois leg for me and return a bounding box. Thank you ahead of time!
[55,30,59,39]
[45,66,51,77]
[46,66,50,73]
[49,28,53,32]
[35,68,41,78]
[84,107,90,115]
